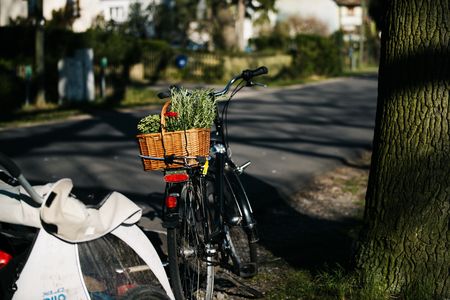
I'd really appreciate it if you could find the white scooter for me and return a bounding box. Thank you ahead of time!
[0,153,175,300]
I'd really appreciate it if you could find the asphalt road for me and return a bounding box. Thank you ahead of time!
[0,75,377,237]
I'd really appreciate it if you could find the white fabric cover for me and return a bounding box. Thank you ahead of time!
[13,225,175,300]
[40,178,142,243]
[13,229,90,300]
[0,180,47,228]
[2,178,175,300]
[112,225,175,300]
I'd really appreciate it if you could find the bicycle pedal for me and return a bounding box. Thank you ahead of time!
[239,263,257,278]
[209,230,224,244]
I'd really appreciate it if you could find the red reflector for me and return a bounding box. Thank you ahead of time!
[164,173,189,183]
[117,284,137,296]
[0,250,12,270]
[165,195,178,209]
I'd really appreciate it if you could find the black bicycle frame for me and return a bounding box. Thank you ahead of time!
[160,87,259,244]
[211,107,259,244]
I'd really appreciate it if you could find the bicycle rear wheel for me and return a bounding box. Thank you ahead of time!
[167,180,215,300]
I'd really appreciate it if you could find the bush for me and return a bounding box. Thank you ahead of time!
[0,60,26,112]
[249,35,290,52]
[0,26,34,61]
[280,33,343,79]
[249,32,343,80]
[84,29,134,65]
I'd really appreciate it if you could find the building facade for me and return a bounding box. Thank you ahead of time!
[0,0,159,32]
[0,0,28,26]
[334,0,363,38]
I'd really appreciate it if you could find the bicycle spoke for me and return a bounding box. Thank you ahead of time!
[167,180,215,300]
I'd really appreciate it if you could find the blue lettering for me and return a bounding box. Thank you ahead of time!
[42,288,66,300]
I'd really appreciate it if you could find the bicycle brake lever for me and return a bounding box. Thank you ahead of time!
[249,81,267,88]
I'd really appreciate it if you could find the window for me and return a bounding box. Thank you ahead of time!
[347,7,355,16]
[109,6,125,21]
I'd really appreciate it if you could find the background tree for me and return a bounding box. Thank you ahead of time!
[282,15,329,37]
[45,0,80,30]
[45,8,76,30]
[154,0,197,46]
[125,2,152,38]
[209,0,275,51]
[355,0,449,298]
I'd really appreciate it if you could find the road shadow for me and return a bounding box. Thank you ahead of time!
[71,171,362,273]
[242,173,361,271]
[0,76,377,274]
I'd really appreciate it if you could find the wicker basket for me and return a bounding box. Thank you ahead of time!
[136,101,211,171]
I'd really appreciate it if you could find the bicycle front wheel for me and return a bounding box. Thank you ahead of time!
[167,181,215,300]
[222,169,258,278]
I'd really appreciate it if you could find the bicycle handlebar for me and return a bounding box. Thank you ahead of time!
[214,66,269,97]
[157,66,269,99]
[241,66,269,81]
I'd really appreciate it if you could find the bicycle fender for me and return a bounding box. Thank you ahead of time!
[224,167,259,243]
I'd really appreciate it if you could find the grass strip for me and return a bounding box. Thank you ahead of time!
[0,86,161,129]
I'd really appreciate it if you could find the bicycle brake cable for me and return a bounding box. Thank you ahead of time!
[222,79,246,151]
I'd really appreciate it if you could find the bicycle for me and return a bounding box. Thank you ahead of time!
[140,66,268,300]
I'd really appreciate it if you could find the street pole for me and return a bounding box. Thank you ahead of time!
[359,0,366,69]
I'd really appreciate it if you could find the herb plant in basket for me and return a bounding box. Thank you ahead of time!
[136,87,216,171]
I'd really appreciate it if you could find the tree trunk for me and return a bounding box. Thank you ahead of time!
[355,0,449,298]
[35,0,46,106]
[235,0,245,51]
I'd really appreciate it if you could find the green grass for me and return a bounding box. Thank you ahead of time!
[255,265,395,300]
[267,74,338,87]
[342,66,379,77]
[120,86,160,107]
[0,104,82,129]
[268,66,378,87]
[257,266,358,300]
[0,86,161,129]
[336,165,369,207]
[341,176,367,198]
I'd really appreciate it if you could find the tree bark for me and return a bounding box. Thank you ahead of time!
[35,0,46,105]
[355,0,449,298]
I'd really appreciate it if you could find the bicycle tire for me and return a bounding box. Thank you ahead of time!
[222,171,258,278]
[119,284,170,300]
[167,180,215,300]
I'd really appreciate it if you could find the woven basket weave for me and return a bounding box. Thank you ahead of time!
[137,101,211,171]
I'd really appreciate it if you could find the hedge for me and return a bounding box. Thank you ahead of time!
[0,26,171,109]
[250,32,344,79]
[293,34,342,77]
